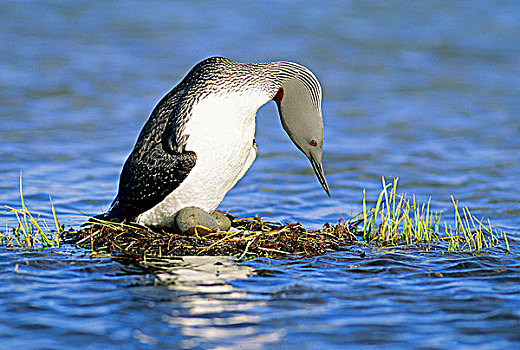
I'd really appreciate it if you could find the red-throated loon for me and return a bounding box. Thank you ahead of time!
[93,57,330,228]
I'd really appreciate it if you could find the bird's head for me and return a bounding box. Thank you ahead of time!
[273,68,330,197]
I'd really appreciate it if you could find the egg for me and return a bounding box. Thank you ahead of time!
[175,207,219,235]
[211,211,232,231]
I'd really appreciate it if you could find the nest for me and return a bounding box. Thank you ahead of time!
[61,213,360,261]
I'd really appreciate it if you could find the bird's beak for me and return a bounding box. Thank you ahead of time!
[308,154,331,197]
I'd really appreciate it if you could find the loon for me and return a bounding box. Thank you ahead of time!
[94,57,330,228]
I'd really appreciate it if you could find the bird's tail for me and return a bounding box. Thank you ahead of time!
[81,212,123,227]
[81,198,126,227]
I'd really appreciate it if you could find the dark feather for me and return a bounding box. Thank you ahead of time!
[103,148,197,222]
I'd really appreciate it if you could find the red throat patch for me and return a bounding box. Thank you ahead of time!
[273,87,284,105]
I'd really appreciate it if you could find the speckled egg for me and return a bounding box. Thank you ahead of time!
[175,206,219,235]
[211,211,232,231]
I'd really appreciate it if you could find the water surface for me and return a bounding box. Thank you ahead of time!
[1,1,519,348]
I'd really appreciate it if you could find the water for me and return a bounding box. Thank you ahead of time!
[1,1,519,348]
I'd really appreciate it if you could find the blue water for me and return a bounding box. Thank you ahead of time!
[1,1,519,349]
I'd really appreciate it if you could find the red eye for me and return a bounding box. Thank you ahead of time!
[310,140,317,146]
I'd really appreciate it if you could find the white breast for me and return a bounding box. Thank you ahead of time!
[137,90,271,227]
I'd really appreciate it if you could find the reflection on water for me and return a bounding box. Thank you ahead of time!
[148,256,254,284]
[136,257,283,349]
[0,0,519,348]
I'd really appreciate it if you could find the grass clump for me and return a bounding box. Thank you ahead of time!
[361,177,509,252]
[0,175,62,249]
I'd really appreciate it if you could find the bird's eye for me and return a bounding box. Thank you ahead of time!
[310,139,317,147]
